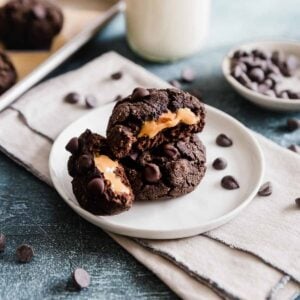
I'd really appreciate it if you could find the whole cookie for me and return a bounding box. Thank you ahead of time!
[106,88,206,159]
[66,130,134,215]
[0,49,17,95]
[121,134,206,201]
[0,0,63,50]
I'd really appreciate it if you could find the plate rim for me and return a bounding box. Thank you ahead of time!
[49,103,265,239]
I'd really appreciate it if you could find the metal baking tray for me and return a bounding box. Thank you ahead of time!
[0,0,122,111]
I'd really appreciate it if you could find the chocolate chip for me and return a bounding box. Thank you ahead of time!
[212,158,227,170]
[258,181,272,196]
[181,67,195,83]
[143,163,161,183]
[0,233,6,252]
[31,4,46,19]
[237,73,251,86]
[216,134,233,147]
[286,119,300,131]
[85,95,98,109]
[65,92,81,104]
[278,90,289,99]
[221,176,239,190]
[288,144,300,153]
[231,65,244,78]
[16,244,34,263]
[249,67,265,83]
[111,72,122,80]
[271,51,284,66]
[163,144,179,159]
[264,78,274,89]
[78,155,93,171]
[129,152,138,161]
[287,90,299,99]
[73,268,91,290]
[87,178,104,195]
[132,87,150,100]
[65,137,79,154]
[169,80,181,89]
[233,50,249,59]
[295,198,300,207]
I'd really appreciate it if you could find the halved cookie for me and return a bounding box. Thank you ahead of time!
[121,134,206,201]
[66,130,134,216]
[106,88,206,159]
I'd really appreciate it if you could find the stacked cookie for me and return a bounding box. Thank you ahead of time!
[66,88,207,215]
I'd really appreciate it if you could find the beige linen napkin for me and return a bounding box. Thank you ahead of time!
[0,52,299,299]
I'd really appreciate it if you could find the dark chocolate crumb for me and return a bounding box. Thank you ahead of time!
[286,119,300,132]
[295,198,300,207]
[288,144,300,153]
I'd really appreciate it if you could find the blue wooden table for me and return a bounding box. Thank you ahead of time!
[0,1,299,299]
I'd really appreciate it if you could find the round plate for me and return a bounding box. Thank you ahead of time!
[222,40,300,111]
[49,103,264,239]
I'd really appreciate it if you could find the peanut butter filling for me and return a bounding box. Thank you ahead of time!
[94,155,130,194]
[138,108,199,138]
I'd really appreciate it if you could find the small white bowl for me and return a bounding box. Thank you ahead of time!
[222,40,300,112]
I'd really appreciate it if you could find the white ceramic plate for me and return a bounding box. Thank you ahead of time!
[49,103,264,239]
[222,40,300,112]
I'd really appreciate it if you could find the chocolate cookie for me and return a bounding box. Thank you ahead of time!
[121,134,206,201]
[106,88,206,159]
[0,0,63,50]
[0,49,17,95]
[66,130,134,215]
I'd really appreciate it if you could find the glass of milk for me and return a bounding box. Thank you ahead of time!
[125,0,211,62]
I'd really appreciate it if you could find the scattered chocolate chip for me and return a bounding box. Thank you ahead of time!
[163,144,179,159]
[73,268,91,290]
[65,92,81,104]
[87,178,104,195]
[212,158,227,170]
[221,176,240,190]
[288,144,300,153]
[286,119,300,132]
[85,94,98,109]
[78,155,93,171]
[0,233,6,252]
[114,95,122,102]
[143,163,161,183]
[249,67,265,83]
[65,137,79,154]
[216,134,233,147]
[286,90,299,99]
[111,72,122,80]
[169,80,182,89]
[181,67,195,83]
[258,181,272,196]
[16,244,34,263]
[295,198,300,207]
[132,87,150,100]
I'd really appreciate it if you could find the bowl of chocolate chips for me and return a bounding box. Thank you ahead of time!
[222,41,300,111]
